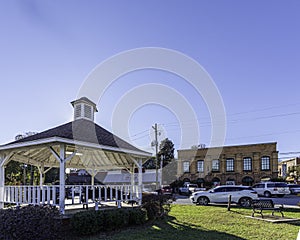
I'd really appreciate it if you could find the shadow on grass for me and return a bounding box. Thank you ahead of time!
[164,215,246,240]
[64,215,246,240]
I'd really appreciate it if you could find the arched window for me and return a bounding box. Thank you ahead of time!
[242,176,254,186]
[183,178,190,183]
[211,177,220,186]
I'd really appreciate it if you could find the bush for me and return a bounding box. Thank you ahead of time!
[128,207,147,225]
[142,193,173,220]
[103,208,128,230]
[71,210,104,235]
[71,207,147,236]
[0,205,62,240]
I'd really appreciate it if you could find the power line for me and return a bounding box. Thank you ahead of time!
[127,104,300,139]
[279,152,300,155]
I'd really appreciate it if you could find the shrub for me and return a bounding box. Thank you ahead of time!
[70,207,147,236]
[142,193,173,220]
[0,205,62,240]
[128,207,147,225]
[71,210,104,235]
[103,208,130,230]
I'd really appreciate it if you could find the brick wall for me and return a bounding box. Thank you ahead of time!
[177,142,278,185]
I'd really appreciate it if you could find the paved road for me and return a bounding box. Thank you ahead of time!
[173,194,300,207]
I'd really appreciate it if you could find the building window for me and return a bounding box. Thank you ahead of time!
[183,161,190,172]
[197,160,204,172]
[226,158,234,172]
[261,156,270,170]
[243,157,252,171]
[212,159,220,172]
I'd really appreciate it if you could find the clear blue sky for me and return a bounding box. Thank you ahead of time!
[1,0,300,159]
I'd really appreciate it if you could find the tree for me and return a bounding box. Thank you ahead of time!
[5,160,23,185]
[143,157,156,169]
[5,132,39,185]
[158,138,175,167]
[44,168,59,184]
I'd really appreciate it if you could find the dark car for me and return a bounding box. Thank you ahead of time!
[288,184,300,195]
[161,185,172,195]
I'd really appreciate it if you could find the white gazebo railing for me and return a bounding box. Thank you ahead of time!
[2,184,141,207]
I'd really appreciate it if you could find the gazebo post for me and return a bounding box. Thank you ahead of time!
[91,173,95,186]
[39,163,44,187]
[0,153,13,209]
[88,169,97,186]
[59,144,66,214]
[138,159,143,205]
[130,163,134,185]
[0,162,5,209]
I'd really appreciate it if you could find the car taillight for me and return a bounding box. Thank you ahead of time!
[251,191,257,194]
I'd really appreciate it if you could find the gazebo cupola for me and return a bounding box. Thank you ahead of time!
[71,97,98,122]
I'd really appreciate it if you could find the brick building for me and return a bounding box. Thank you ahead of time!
[177,142,278,186]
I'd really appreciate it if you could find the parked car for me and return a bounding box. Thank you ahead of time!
[190,185,258,207]
[179,182,203,195]
[252,182,290,198]
[161,185,173,195]
[66,186,81,199]
[288,184,300,195]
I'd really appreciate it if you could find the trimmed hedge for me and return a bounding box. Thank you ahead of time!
[71,207,147,236]
[71,194,173,236]
[0,194,172,238]
[0,205,62,240]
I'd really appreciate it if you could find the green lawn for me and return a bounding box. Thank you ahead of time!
[68,204,300,240]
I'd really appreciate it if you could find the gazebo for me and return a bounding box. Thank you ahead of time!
[0,97,151,214]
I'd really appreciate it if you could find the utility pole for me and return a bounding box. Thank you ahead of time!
[160,155,163,187]
[152,123,159,190]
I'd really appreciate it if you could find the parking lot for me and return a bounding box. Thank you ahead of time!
[174,193,300,207]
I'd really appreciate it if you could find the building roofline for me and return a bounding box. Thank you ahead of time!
[177,142,277,152]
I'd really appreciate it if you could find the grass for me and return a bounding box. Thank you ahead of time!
[65,204,300,240]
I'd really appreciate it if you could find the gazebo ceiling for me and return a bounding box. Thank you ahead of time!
[0,119,151,170]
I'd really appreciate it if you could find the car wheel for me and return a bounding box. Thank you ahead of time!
[239,197,252,207]
[264,191,271,198]
[197,196,209,206]
[277,194,285,198]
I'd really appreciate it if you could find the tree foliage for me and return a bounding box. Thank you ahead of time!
[142,157,156,169]
[5,132,39,185]
[158,138,175,167]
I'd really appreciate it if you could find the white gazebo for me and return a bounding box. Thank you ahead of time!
[0,97,151,214]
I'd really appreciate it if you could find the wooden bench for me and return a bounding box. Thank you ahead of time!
[252,199,284,218]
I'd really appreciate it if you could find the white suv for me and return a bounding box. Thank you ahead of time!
[190,185,258,207]
[252,182,290,198]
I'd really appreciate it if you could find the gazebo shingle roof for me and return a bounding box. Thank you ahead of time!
[5,119,147,154]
